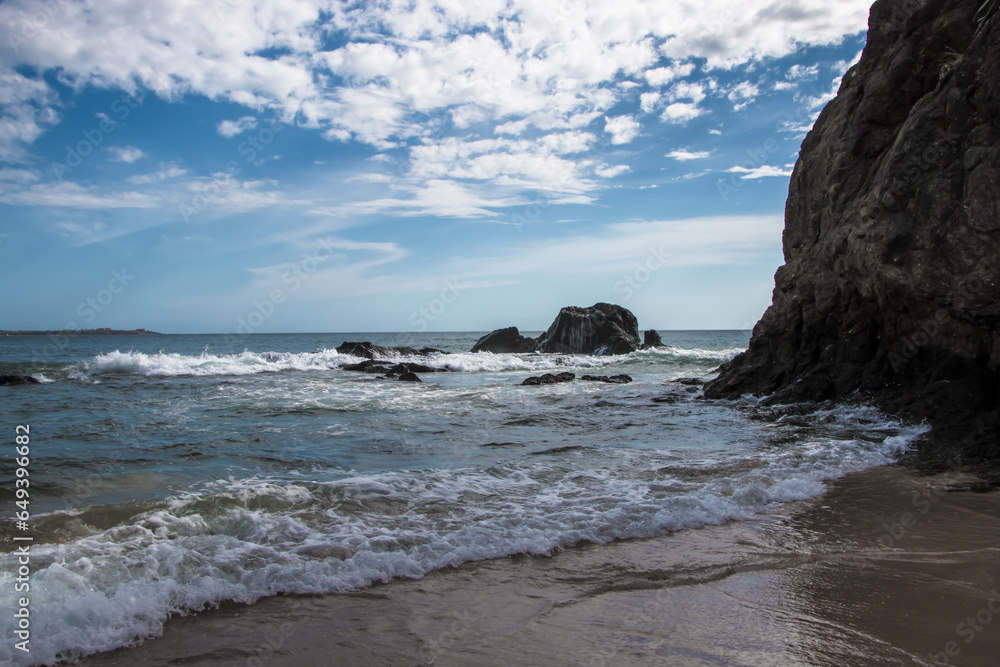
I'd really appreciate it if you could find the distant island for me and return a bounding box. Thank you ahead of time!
[0,328,160,336]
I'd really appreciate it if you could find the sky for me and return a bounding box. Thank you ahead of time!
[0,0,873,334]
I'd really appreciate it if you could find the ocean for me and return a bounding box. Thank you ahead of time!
[0,331,928,665]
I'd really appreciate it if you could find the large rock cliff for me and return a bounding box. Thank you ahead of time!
[705,0,1000,464]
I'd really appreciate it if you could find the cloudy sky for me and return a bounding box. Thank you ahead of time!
[0,0,872,334]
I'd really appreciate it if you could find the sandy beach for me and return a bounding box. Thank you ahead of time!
[75,464,1000,666]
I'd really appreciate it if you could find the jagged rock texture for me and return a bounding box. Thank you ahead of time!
[472,303,641,356]
[535,303,640,355]
[705,0,1000,463]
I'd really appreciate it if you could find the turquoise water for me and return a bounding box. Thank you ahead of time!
[0,331,925,664]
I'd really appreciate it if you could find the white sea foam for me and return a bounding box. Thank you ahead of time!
[76,348,633,379]
[0,409,928,665]
[78,349,358,378]
[646,345,746,362]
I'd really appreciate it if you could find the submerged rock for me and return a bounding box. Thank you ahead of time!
[342,360,392,373]
[471,327,537,354]
[521,372,575,386]
[581,374,633,384]
[336,341,445,360]
[0,375,40,386]
[704,0,1000,463]
[397,371,422,382]
[336,341,393,359]
[535,303,640,355]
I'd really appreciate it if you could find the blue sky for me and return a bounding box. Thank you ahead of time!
[0,0,872,334]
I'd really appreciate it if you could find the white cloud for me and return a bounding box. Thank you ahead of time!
[0,0,873,149]
[595,165,630,178]
[0,0,873,202]
[604,115,641,145]
[0,182,159,208]
[726,164,794,179]
[404,134,596,193]
[639,91,661,113]
[107,146,145,163]
[216,116,259,137]
[0,71,60,162]
[661,102,705,125]
[727,81,760,111]
[246,239,407,277]
[668,81,706,104]
[0,168,39,184]
[666,149,711,161]
[311,179,533,219]
[346,173,392,183]
[786,64,819,80]
[644,62,695,86]
[182,176,309,217]
[495,119,529,135]
[128,164,187,184]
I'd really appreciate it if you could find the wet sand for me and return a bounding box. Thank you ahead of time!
[79,465,1000,666]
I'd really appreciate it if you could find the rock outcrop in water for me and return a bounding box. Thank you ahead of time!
[336,341,445,359]
[471,327,537,354]
[474,303,641,356]
[642,330,664,349]
[705,0,1000,463]
[535,303,640,355]
[0,375,40,386]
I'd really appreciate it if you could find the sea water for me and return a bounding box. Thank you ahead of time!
[0,331,927,665]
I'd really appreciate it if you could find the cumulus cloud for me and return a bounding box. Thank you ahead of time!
[0,0,872,215]
[0,71,60,162]
[604,115,641,145]
[667,149,711,161]
[661,103,705,125]
[0,0,873,152]
[727,81,760,111]
[639,91,661,113]
[107,146,146,163]
[645,62,696,86]
[217,116,259,137]
[595,165,631,178]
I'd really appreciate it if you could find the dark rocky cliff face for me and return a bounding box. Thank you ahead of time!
[705,0,1000,464]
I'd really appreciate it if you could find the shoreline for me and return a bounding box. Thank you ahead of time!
[74,464,1000,666]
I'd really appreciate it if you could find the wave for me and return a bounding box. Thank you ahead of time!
[77,349,355,378]
[75,348,656,379]
[639,345,745,362]
[0,408,926,665]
